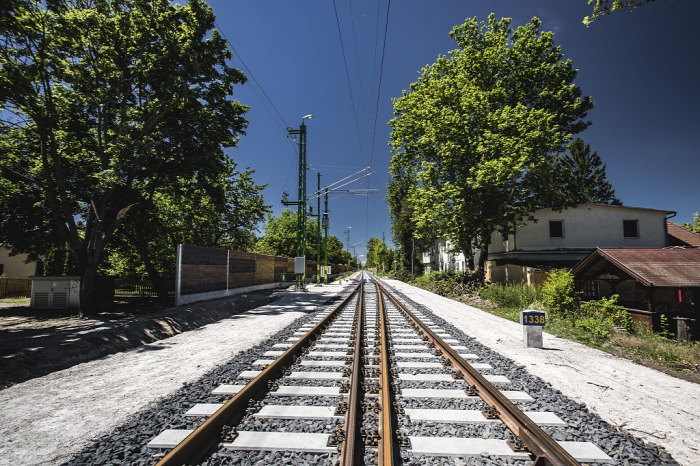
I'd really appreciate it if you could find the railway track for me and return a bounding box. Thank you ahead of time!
[145,271,612,465]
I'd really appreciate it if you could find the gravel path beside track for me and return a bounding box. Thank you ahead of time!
[384,279,700,466]
[0,282,352,466]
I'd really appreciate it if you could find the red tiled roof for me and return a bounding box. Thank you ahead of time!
[573,248,700,287]
[667,221,700,247]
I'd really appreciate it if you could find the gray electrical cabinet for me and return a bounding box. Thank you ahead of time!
[30,276,80,309]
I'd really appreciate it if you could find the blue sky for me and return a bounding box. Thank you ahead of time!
[207,0,699,259]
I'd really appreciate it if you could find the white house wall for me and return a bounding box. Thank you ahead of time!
[0,245,36,278]
[490,205,670,254]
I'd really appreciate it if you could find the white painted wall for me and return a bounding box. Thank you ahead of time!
[490,204,671,253]
[422,238,468,273]
[0,244,36,278]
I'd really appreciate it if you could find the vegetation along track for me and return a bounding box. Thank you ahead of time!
[145,271,614,465]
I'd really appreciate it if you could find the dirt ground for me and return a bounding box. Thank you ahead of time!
[0,291,279,388]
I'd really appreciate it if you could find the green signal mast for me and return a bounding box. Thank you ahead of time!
[282,115,312,290]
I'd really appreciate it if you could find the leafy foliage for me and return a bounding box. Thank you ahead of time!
[540,269,580,323]
[365,237,394,272]
[577,295,632,341]
[0,0,253,313]
[584,0,657,25]
[254,209,350,264]
[682,213,700,234]
[478,283,539,310]
[557,138,621,205]
[412,271,483,299]
[388,15,592,272]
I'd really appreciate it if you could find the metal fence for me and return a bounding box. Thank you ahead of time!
[113,278,175,298]
[0,278,32,298]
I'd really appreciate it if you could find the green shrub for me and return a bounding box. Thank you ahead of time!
[477,283,538,310]
[540,269,579,323]
[575,295,620,341]
[412,271,482,299]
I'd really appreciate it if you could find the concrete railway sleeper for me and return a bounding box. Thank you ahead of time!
[146,271,614,465]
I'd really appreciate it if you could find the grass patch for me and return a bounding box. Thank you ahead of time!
[0,297,30,305]
[607,332,700,373]
[478,283,538,309]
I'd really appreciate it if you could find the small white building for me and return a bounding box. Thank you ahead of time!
[422,238,469,274]
[486,204,675,284]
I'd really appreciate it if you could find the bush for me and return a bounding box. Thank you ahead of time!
[540,269,579,323]
[412,271,482,299]
[477,283,538,310]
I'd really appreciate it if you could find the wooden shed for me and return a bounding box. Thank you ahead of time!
[572,248,700,338]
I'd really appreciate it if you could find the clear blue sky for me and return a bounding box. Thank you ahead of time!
[207,0,699,259]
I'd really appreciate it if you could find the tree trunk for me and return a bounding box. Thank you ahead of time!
[476,244,488,276]
[79,255,100,316]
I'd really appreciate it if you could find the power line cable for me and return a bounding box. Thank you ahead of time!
[332,0,366,165]
[369,0,391,168]
[214,20,298,158]
[347,0,365,126]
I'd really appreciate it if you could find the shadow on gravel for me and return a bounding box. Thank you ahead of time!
[0,290,280,389]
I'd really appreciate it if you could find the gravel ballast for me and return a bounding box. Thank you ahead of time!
[1,276,697,465]
[383,278,699,466]
[0,282,353,466]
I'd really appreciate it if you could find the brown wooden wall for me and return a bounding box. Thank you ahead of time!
[180,244,352,296]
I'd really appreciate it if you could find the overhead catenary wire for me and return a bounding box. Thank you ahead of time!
[369,0,391,168]
[213,21,297,155]
[213,20,299,186]
[332,0,366,166]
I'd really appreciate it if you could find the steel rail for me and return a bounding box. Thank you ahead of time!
[376,279,580,466]
[156,282,362,466]
[375,281,398,466]
[339,283,364,465]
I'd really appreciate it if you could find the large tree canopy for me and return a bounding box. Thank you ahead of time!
[388,15,593,272]
[0,0,252,313]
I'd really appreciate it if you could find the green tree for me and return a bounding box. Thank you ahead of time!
[365,237,383,269]
[255,209,346,263]
[326,236,351,265]
[584,0,656,25]
[682,213,700,234]
[254,210,301,258]
[557,138,621,205]
[389,15,592,273]
[0,0,249,314]
[106,162,268,302]
[365,237,393,272]
[387,159,432,273]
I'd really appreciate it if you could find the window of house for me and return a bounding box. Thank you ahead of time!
[549,220,564,238]
[623,220,639,238]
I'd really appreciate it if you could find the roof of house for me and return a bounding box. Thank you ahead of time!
[667,221,700,247]
[534,203,676,215]
[572,248,700,288]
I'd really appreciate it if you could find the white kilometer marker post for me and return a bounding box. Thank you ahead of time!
[520,309,545,348]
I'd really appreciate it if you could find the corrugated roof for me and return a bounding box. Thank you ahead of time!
[667,221,700,247]
[588,248,700,287]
